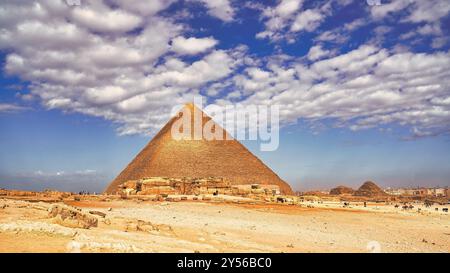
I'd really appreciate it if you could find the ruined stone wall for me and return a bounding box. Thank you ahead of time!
[117,177,281,198]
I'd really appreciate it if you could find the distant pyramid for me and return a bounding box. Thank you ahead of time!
[105,103,293,194]
[354,181,387,197]
[330,185,355,195]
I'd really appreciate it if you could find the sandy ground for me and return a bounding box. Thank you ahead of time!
[0,197,449,253]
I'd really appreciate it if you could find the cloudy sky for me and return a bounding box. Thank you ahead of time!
[0,0,450,192]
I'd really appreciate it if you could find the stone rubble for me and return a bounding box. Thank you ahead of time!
[48,205,98,229]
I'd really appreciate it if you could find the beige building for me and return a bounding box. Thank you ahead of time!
[429,188,446,197]
[403,188,427,196]
[385,187,448,197]
[384,188,406,196]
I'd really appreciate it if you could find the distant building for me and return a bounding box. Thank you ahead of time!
[428,188,446,197]
[384,187,448,197]
[384,187,407,196]
[409,188,428,196]
[350,186,450,198]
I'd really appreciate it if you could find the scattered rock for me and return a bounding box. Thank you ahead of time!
[89,210,106,218]
[136,220,158,232]
[48,205,98,229]
[125,219,173,234]
[66,240,142,253]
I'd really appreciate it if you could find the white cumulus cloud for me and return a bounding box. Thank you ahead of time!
[171,36,218,55]
[71,4,143,33]
[197,0,235,22]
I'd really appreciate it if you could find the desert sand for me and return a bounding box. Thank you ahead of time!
[0,195,448,253]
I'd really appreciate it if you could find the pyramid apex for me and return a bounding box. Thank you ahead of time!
[182,102,200,112]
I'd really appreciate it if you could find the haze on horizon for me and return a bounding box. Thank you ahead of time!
[1,0,450,193]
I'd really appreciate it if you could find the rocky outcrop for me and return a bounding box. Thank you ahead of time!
[6,190,37,197]
[0,220,77,237]
[42,189,72,199]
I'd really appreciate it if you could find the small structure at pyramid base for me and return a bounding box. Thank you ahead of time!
[117,176,281,197]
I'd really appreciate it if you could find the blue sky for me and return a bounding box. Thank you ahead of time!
[0,0,450,192]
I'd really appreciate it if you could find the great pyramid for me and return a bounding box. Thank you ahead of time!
[105,103,293,194]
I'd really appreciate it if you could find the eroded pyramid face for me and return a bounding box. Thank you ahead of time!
[105,103,293,194]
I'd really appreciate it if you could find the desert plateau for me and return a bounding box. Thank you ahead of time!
[0,190,448,253]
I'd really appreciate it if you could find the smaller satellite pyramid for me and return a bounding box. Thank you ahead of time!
[354,181,387,197]
[330,185,354,195]
[105,103,293,194]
